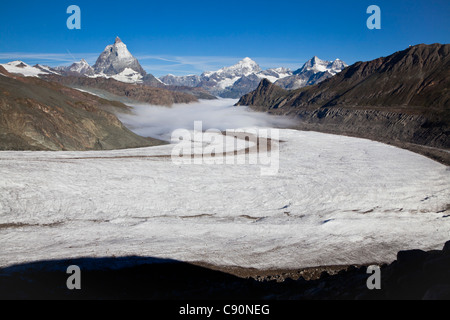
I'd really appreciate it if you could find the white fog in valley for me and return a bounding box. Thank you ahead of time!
[117,99,296,141]
[0,104,449,270]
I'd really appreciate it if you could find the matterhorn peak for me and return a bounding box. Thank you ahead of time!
[93,37,146,76]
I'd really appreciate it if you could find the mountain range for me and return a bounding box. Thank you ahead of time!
[237,43,450,164]
[159,56,347,98]
[1,39,212,106]
[0,37,347,99]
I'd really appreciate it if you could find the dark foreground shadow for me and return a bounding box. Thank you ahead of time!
[1,241,449,300]
[0,256,262,300]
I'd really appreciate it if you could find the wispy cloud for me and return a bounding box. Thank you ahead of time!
[0,52,99,66]
[136,55,305,77]
[0,52,306,76]
[136,55,245,76]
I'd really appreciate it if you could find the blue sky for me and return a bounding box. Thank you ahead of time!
[1,0,449,76]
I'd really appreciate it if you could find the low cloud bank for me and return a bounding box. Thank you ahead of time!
[117,99,296,141]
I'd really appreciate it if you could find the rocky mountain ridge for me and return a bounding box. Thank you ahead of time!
[0,66,164,151]
[237,44,450,164]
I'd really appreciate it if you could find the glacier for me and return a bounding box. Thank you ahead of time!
[0,125,449,270]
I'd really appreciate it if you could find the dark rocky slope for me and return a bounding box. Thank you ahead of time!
[42,75,199,106]
[156,84,217,101]
[0,241,448,300]
[237,44,450,164]
[0,67,164,151]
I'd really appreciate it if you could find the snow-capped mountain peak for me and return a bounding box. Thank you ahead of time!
[111,68,144,84]
[275,56,348,90]
[228,57,261,75]
[6,61,30,69]
[296,56,330,74]
[328,59,348,75]
[311,56,324,64]
[52,59,95,76]
[78,59,89,66]
[93,37,146,76]
[206,57,262,78]
[257,67,293,83]
[0,61,53,77]
[68,59,95,75]
[239,57,259,68]
[110,38,133,60]
[295,56,348,76]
